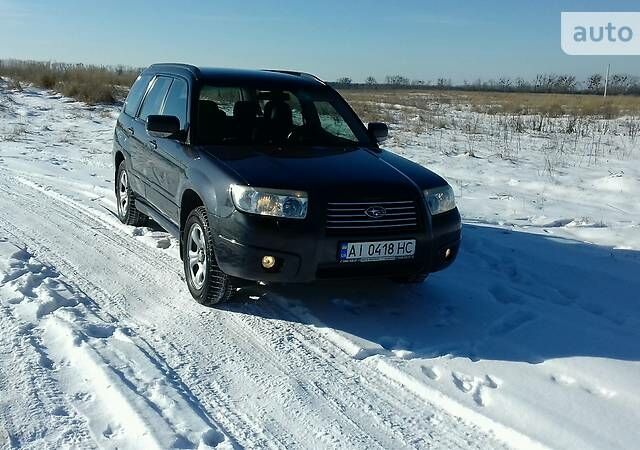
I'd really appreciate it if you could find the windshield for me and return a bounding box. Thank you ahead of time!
[196,84,372,147]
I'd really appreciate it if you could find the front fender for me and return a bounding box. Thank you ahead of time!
[180,149,247,220]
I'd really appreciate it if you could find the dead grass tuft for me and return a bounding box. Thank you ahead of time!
[0,59,140,104]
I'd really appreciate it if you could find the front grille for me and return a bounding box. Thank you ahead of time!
[325,200,419,234]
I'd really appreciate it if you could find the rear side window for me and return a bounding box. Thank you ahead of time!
[138,76,172,122]
[162,78,188,129]
[200,86,243,115]
[123,74,151,117]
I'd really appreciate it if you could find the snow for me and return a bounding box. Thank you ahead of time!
[0,79,639,449]
[0,240,230,449]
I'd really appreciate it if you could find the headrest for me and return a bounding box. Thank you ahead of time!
[233,101,257,122]
[268,101,292,124]
[199,100,221,115]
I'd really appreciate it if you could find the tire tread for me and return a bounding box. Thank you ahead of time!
[116,161,147,227]
[185,206,237,306]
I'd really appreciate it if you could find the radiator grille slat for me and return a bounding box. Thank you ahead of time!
[326,200,419,234]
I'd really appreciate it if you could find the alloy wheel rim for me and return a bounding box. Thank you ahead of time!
[187,223,207,290]
[118,170,129,215]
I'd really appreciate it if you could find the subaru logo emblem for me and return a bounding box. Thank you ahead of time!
[365,206,387,218]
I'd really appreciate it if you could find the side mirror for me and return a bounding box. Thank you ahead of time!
[368,122,388,144]
[147,115,181,139]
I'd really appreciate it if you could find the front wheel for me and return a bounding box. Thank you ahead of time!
[183,206,237,305]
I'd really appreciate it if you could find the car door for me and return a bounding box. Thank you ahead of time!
[133,75,172,195]
[118,74,152,194]
[144,77,190,223]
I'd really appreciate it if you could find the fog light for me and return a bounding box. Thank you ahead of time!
[262,255,276,269]
[444,248,452,259]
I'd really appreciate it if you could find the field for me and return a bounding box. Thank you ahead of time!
[342,88,640,119]
[343,87,639,179]
[0,77,639,449]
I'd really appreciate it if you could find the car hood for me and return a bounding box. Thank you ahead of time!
[201,145,447,200]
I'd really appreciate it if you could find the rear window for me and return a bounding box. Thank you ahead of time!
[123,74,151,117]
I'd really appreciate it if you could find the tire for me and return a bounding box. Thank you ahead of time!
[183,206,237,305]
[116,161,147,226]
[390,273,428,284]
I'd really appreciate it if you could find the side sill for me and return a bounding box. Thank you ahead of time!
[135,199,181,239]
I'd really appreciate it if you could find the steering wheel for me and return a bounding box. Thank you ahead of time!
[286,126,308,143]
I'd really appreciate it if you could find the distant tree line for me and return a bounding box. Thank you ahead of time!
[332,73,640,95]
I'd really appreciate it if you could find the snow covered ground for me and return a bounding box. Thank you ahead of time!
[0,80,638,449]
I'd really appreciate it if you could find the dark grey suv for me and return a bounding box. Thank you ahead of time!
[113,64,461,305]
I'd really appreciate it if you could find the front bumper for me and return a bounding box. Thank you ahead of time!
[213,208,461,283]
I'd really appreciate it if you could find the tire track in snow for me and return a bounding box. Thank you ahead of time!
[0,241,232,449]
[267,297,548,450]
[0,299,94,449]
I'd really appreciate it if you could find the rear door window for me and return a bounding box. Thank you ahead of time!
[161,78,188,129]
[199,86,243,115]
[138,76,172,122]
[123,74,152,117]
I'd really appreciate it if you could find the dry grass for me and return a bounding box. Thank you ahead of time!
[341,88,640,152]
[341,88,640,123]
[0,60,140,104]
[340,88,639,169]
[0,125,27,142]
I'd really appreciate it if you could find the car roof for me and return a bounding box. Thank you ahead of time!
[144,64,326,88]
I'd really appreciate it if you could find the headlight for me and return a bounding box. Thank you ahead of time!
[230,185,308,219]
[424,185,456,215]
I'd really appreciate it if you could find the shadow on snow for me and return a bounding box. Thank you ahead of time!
[225,224,640,363]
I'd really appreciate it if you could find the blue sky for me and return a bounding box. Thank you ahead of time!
[1,0,639,82]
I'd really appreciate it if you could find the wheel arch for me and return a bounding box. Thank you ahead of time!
[179,188,206,260]
[180,189,205,234]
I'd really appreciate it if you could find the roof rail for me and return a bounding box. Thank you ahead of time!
[261,69,326,85]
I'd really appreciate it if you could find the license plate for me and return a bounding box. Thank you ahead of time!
[339,239,416,263]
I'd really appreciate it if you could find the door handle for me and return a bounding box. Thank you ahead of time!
[148,140,157,149]
[127,127,134,135]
